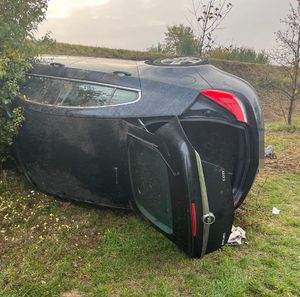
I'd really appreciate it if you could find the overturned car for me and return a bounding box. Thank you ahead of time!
[14,56,264,258]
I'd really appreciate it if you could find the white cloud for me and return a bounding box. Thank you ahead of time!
[47,0,109,18]
[38,0,291,51]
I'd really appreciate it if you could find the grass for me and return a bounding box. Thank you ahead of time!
[45,42,167,61]
[1,119,300,297]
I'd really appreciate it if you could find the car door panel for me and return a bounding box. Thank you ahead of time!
[127,117,234,257]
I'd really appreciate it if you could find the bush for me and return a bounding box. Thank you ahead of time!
[0,0,48,163]
[209,46,269,64]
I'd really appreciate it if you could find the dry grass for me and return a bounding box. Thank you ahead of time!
[264,131,300,173]
[61,290,85,297]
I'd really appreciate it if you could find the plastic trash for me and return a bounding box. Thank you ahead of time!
[265,145,277,159]
[272,207,281,215]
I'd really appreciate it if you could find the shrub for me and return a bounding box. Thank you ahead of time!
[0,0,48,163]
[209,46,269,64]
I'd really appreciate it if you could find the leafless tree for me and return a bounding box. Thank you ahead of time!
[272,0,300,125]
[187,0,233,57]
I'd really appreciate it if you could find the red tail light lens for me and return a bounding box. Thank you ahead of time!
[191,202,197,237]
[201,90,248,123]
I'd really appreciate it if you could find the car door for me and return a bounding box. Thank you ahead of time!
[127,117,234,257]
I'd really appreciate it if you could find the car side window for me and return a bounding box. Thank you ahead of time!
[21,75,139,107]
[21,76,62,105]
[111,89,139,105]
[58,83,114,107]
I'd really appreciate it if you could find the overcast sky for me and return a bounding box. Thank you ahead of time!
[38,0,291,52]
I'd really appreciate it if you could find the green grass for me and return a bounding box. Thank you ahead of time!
[265,118,300,133]
[1,119,300,297]
[45,42,168,61]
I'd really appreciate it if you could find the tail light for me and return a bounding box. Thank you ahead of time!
[191,202,197,237]
[201,90,248,123]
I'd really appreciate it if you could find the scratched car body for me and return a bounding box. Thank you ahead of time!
[14,56,264,258]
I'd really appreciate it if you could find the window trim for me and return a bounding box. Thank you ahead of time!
[22,73,142,109]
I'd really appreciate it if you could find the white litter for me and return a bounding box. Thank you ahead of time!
[265,145,274,157]
[265,145,277,159]
[226,226,246,246]
[272,207,281,215]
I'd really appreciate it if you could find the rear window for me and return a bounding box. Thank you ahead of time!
[21,75,140,107]
[129,140,173,234]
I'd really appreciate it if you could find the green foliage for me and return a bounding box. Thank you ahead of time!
[0,0,48,163]
[265,118,300,133]
[47,41,168,61]
[160,25,269,64]
[47,41,271,66]
[0,108,24,163]
[209,46,269,64]
[147,42,166,54]
[164,24,199,56]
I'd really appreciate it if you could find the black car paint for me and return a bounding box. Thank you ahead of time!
[14,56,263,257]
[127,118,234,257]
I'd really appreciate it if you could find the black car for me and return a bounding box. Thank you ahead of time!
[14,56,264,258]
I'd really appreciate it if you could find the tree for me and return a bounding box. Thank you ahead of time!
[187,0,233,56]
[272,0,300,125]
[147,42,166,54]
[164,24,199,56]
[0,0,48,163]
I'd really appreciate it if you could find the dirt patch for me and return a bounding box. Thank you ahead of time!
[258,90,293,121]
[61,290,85,297]
[264,141,300,173]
